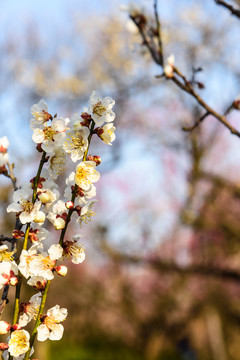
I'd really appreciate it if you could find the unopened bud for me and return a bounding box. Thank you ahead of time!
[10,276,18,286]
[12,323,21,331]
[36,143,43,152]
[38,192,51,204]
[12,230,25,239]
[86,155,101,166]
[0,165,7,174]
[0,343,8,351]
[65,201,74,209]
[34,211,46,224]
[54,265,68,277]
[233,96,240,110]
[53,218,66,230]
[0,321,11,334]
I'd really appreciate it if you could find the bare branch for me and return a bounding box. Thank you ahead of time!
[153,0,164,65]
[215,0,240,18]
[182,112,209,132]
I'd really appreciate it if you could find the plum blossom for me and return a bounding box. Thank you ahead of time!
[47,200,68,230]
[97,123,116,145]
[32,117,69,154]
[8,330,30,357]
[62,235,85,264]
[0,245,14,262]
[63,117,90,162]
[30,99,51,130]
[19,292,42,327]
[28,226,49,245]
[0,261,18,289]
[18,244,62,280]
[64,172,96,206]
[37,305,67,341]
[88,91,115,127]
[75,161,100,190]
[76,200,97,225]
[7,187,43,225]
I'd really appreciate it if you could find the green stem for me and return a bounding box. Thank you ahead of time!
[23,280,51,360]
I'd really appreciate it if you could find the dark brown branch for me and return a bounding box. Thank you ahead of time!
[130,16,161,66]
[215,0,240,18]
[172,70,240,138]
[130,9,240,138]
[153,0,164,65]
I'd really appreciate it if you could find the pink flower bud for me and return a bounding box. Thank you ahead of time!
[65,201,74,209]
[12,323,21,331]
[10,276,18,286]
[0,343,8,351]
[12,230,25,239]
[53,218,66,230]
[86,155,101,166]
[54,265,68,277]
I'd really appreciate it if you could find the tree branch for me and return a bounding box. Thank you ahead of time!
[215,0,240,18]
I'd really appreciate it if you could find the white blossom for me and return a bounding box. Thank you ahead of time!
[63,118,90,162]
[32,117,68,154]
[18,244,60,280]
[75,161,100,191]
[19,292,42,327]
[0,261,18,289]
[97,123,116,145]
[37,305,67,341]
[7,187,43,225]
[47,200,67,230]
[62,235,85,264]
[88,91,115,127]
[64,171,96,206]
[30,99,50,130]
[8,330,30,357]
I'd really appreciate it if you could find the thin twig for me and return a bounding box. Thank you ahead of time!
[153,0,164,65]
[215,0,240,18]
[182,112,209,132]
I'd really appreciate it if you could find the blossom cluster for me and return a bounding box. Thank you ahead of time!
[0,91,116,359]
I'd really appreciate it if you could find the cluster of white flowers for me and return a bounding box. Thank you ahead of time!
[0,91,116,358]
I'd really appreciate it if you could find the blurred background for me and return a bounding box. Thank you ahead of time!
[1,0,240,359]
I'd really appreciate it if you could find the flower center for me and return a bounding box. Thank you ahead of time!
[32,110,51,124]
[0,249,14,262]
[21,200,34,213]
[43,126,57,141]
[68,132,84,149]
[92,102,106,117]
